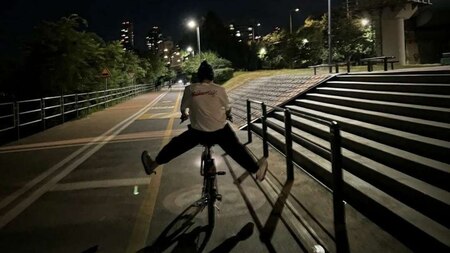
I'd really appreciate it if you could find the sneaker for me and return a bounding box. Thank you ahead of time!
[256,157,268,181]
[141,151,158,175]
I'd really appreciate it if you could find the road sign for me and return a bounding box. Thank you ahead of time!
[101,68,111,78]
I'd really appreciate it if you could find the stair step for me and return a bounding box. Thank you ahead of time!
[285,105,450,164]
[326,81,450,94]
[294,99,450,140]
[251,123,450,251]
[271,112,450,190]
[306,93,450,123]
[267,116,450,223]
[334,74,450,84]
[315,87,450,107]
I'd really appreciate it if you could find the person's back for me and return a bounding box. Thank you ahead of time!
[182,81,229,132]
[141,60,268,181]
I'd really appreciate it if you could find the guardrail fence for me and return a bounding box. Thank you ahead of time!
[246,98,350,253]
[0,84,154,141]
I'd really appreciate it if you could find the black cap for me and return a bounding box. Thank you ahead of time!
[197,60,214,82]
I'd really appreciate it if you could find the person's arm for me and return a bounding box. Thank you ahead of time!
[222,88,233,121]
[180,85,191,120]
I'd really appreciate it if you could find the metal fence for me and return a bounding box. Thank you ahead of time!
[0,84,154,140]
[246,98,349,253]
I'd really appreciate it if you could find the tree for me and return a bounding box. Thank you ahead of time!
[297,17,327,66]
[330,11,375,62]
[181,51,233,83]
[22,14,104,96]
[261,29,289,69]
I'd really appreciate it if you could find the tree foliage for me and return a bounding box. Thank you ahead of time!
[330,12,375,61]
[181,51,233,83]
[23,14,104,96]
[259,11,375,68]
[16,14,169,98]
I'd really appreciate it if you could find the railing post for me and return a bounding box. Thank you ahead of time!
[284,109,294,180]
[75,93,79,118]
[61,95,65,123]
[41,98,46,130]
[16,101,20,140]
[246,99,252,143]
[261,103,268,158]
[330,121,349,253]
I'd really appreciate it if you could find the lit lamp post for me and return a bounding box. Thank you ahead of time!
[186,46,194,56]
[187,20,201,55]
[256,22,261,40]
[289,8,300,34]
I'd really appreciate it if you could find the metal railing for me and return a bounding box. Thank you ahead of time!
[0,84,154,140]
[246,98,350,253]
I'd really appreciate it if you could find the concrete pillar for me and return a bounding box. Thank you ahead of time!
[380,4,418,65]
[381,18,406,65]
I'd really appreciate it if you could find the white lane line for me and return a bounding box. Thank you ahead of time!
[50,178,150,192]
[0,129,184,154]
[0,92,167,229]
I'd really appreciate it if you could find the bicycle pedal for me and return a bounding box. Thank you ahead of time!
[216,194,222,201]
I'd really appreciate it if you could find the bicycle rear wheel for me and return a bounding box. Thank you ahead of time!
[206,177,216,228]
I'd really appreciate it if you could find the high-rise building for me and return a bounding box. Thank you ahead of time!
[146,26,163,53]
[229,23,258,44]
[120,21,134,51]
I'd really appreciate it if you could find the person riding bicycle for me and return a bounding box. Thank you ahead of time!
[141,60,268,181]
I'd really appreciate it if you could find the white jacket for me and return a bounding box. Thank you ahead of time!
[181,82,231,132]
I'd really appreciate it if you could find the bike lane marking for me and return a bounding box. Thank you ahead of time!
[0,92,167,229]
[126,90,184,253]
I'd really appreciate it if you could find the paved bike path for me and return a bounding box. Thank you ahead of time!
[0,84,410,253]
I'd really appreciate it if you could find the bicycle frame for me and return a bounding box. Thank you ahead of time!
[197,144,225,228]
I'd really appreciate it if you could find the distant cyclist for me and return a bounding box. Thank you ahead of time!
[141,60,268,181]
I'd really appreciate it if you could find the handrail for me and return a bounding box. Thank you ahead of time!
[0,83,155,139]
[246,98,349,253]
[247,98,293,179]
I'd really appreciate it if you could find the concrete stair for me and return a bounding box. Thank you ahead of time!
[250,72,450,252]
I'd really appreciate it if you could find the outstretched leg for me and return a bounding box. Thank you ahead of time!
[155,128,199,164]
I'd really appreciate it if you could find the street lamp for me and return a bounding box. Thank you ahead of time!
[256,22,261,40]
[361,18,370,27]
[289,8,300,34]
[186,46,194,56]
[187,19,201,55]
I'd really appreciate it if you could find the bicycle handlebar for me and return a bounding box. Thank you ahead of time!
[179,113,233,124]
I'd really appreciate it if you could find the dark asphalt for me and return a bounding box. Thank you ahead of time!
[0,83,412,253]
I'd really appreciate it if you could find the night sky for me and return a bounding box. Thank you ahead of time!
[0,0,343,53]
[1,0,448,54]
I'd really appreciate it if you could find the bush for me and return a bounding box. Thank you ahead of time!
[214,67,234,84]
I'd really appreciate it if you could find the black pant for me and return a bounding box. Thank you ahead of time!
[155,124,259,173]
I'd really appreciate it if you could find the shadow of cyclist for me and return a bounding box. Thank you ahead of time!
[138,202,212,253]
[209,222,255,253]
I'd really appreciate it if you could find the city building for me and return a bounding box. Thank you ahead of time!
[120,21,134,51]
[146,26,163,54]
[158,40,182,68]
[229,23,261,44]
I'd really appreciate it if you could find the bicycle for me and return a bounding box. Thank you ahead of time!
[195,142,226,228]
[180,113,231,228]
